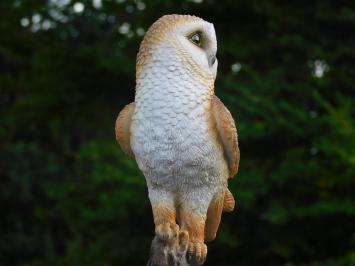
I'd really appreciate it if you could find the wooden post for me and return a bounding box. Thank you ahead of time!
[147,231,194,266]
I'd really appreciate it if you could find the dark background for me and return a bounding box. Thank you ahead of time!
[1,0,354,265]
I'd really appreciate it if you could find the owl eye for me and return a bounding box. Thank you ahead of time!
[189,32,203,47]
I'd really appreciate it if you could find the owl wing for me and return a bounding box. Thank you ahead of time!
[211,95,240,178]
[115,102,135,157]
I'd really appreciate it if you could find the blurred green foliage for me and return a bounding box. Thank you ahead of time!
[1,0,354,265]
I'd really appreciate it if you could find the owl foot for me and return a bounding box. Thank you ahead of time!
[155,222,180,242]
[187,241,207,265]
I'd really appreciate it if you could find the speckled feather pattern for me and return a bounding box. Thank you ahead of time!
[132,41,228,199]
[132,13,235,227]
[133,15,226,199]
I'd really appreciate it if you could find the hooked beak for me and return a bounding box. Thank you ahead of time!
[208,54,217,68]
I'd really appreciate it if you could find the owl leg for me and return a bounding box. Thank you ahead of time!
[204,193,224,242]
[148,187,179,242]
[178,190,210,265]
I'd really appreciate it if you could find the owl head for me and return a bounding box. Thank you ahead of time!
[136,14,218,83]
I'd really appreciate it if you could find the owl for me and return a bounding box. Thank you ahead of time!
[115,14,239,265]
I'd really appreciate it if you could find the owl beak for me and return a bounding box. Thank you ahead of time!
[208,55,217,68]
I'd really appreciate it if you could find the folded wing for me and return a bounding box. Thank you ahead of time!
[211,95,240,177]
[115,102,135,157]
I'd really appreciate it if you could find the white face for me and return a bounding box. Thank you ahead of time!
[169,20,218,80]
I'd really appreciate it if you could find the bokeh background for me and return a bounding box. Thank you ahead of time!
[1,0,355,265]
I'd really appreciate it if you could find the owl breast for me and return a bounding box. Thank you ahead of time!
[131,59,228,192]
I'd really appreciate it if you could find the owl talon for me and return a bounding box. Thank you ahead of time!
[187,241,207,265]
[155,222,180,241]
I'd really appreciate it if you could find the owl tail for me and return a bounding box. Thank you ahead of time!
[223,188,235,212]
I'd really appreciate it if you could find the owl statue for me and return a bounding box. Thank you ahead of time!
[115,14,240,265]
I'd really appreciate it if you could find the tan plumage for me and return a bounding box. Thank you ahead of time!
[211,95,240,177]
[115,102,135,157]
[223,188,235,212]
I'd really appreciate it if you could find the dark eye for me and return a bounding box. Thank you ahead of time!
[189,32,202,47]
